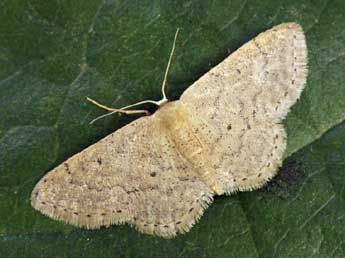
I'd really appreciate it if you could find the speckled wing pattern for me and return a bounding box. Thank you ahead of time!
[31,114,213,238]
[31,23,307,237]
[180,22,307,194]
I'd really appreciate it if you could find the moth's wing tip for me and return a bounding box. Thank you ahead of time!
[30,177,45,209]
[274,22,303,31]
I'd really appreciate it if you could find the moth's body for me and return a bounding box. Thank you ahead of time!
[31,23,307,238]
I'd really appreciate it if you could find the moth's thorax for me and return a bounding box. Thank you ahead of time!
[154,101,204,162]
[155,100,193,130]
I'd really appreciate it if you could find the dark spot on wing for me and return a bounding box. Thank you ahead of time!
[126,188,139,194]
[64,163,71,174]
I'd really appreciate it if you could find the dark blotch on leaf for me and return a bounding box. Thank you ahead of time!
[263,159,304,199]
[278,160,304,185]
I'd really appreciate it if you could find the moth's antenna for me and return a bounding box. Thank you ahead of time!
[87,28,180,123]
[160,28,180,104]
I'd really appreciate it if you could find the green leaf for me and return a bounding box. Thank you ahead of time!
[1,0,345,257]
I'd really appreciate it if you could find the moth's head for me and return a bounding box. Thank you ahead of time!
[157,98,170,109]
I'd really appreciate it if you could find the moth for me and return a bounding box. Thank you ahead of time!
[31,23,307,238]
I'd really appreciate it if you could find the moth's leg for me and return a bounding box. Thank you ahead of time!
[87,97,151,115]
[87,97,153,124]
